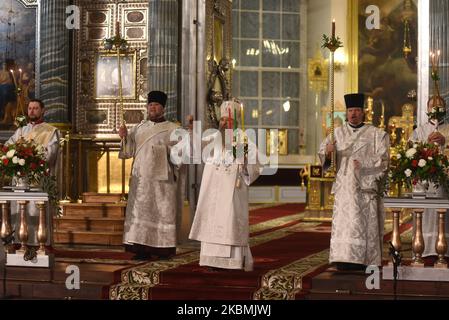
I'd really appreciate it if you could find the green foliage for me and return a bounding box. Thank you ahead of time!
[321,34,343,51]
[380,141,449,196]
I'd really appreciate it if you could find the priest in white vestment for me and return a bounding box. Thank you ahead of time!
[189,101,261,271]
[5,99,60,246]
[411,96,449,257]
[319,93,390,271]
[119,91,184,259]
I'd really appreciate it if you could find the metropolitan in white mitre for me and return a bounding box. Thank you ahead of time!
[189,100,261,271]
[319,93,390,271]
[6,99,60,246]
[411,96,449,257]
[119,91,184,260]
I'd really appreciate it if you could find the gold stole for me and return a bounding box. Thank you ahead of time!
[24,123,57,146]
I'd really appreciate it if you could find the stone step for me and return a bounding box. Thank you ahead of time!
[54,217,124,232]
[82,193,124,204]
[60,203,126,218]
[54,231,123,246]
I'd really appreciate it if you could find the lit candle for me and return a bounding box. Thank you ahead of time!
[19,68,22,85]
[240,103,245,131]
[9,69,17,88]
[332,19,335,38]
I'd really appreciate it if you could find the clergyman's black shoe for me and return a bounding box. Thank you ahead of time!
[334,262,366,271]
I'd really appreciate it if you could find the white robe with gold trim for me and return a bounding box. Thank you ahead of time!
[189,150,261,271]
[119,120,183,248]
[319,123,390,266]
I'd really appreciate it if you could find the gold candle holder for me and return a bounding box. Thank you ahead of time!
[0,201,14,253]
[392,210,402,250]
[17,200,29,254]
[322,22,343,179]
[411,209,425,267]
[76,136,84,203]
[59,133,72,203]
[36,202,47,255]
[434,209,448,268]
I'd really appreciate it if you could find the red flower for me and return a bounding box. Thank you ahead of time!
[30,163,37,170]
[430,166,437,174]
[1,146,7,153]
[411,160,418,167]
[2,158,9,166]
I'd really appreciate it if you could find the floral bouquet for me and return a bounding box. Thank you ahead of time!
[387,141,449,194]
[426,96,446,124]
[0,137,50,184]
[14,115,28,128]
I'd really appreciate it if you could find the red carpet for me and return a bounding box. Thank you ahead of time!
[249,204,305,225]
[143,230,331,300]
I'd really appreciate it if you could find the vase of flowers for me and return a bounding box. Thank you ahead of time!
[0,138,50,191]
[12,175,30,189]
[386,141,449,198]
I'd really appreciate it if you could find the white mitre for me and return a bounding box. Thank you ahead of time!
[220,100,240,119]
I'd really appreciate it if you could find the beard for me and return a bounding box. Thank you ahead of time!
[28,115,40,122]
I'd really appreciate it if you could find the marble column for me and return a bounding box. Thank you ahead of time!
[39,0,70,123]
[148,0,179,121]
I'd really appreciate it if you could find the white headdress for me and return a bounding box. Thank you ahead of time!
[220,100,240,119]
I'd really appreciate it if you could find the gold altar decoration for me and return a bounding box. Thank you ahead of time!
[303,163,334,222]
[206,0,232,128]
[266,129,288,156]
[365,96,386,129]
[308,48,328,93]
[365,96,374,124]
[427,50,446,126]
[388,103,414,147]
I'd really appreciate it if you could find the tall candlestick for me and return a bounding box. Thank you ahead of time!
[240,103,245,131]
[332,19,335,38]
